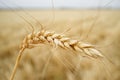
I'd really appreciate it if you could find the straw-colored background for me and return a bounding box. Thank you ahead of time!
[0,10,120,80]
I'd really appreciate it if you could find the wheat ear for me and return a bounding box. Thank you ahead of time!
[10,29,103,80]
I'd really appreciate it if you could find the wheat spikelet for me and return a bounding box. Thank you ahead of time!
[10,29,104,80]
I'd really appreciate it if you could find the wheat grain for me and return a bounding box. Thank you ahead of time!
[10,29,104,80]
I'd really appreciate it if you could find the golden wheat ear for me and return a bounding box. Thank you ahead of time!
[10,48,25,80]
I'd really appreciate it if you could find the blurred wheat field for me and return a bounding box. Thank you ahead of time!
[0,10,120,80]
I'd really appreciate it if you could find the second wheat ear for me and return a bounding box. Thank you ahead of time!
[10,29,104,80]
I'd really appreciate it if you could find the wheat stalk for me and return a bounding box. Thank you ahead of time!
[10,29,104,80]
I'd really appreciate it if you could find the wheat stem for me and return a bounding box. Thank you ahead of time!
[10,48,25,80]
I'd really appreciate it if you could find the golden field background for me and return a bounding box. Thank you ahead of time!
[0,10,120,80]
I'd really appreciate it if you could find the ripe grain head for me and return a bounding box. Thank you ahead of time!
[10,27,105,80]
